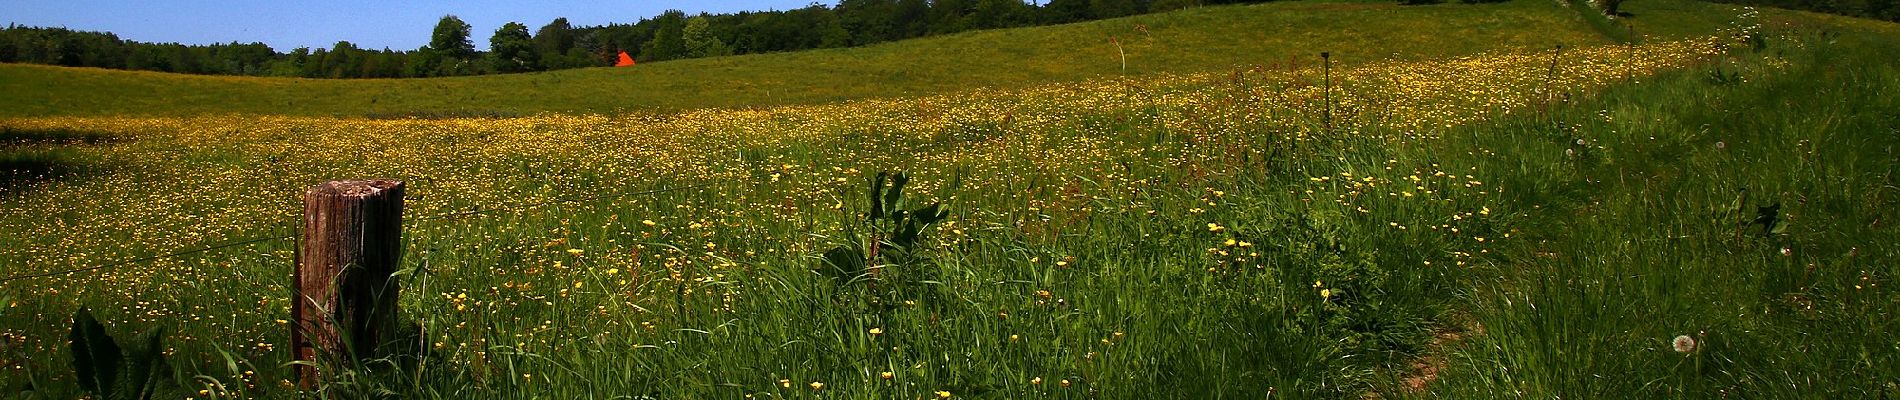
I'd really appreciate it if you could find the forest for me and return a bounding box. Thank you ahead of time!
[0,0,1268,78]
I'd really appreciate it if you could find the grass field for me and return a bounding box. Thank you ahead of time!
[0,0,1656,118]
[2,0,1896,398]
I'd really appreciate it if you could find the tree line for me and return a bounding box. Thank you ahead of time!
[1707,0,1898,21]
[2,0,1286,78]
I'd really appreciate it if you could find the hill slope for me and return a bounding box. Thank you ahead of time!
[5,0,1898,398]
[0,0,1640,118]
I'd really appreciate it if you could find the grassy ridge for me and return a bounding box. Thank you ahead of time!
[0,1,1625,118]
[0,37,1739,400]
[4,0,1896,398]
[1410,16,1900,397]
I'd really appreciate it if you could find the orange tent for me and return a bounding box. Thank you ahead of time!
[615,51,636,67]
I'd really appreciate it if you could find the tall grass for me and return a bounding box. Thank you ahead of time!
[1422,22,1900,398]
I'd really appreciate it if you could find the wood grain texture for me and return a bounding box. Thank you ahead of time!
[293,179,403,387]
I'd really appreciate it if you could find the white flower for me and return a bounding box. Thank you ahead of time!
[1672,335,1697,353]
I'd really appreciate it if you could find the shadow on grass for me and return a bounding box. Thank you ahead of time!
[0,126,121,148]
[0,127,119,196]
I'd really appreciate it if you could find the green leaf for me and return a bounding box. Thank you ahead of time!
[122,326,170,400]
[1753,203,1781,236]
[390,266,418,279]
[70,307,122,397]
[895,221,924,249]
[885,172,910,214]
[869,172,888,220]
[823,246,867,282]
[212,344,241,376]
[916,202,949,224]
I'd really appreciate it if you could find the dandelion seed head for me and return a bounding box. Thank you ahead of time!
[1672,335,1697,353]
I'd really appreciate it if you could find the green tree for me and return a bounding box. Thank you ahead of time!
[930,0,975,34]
[1089,0,1143,19]
[535,17,581,69]
[894,0,931,38]
[1043,0,1092,23]
[731,12,788,53]
[814,7,852,49]
[970,0,1036,29]
[682,15,733,58]
[489,21,538,72]
[591,23,654,62]
[300,48,327,77]
[430,15,475,74]
[363,48,406,78]
[268,47,308,76]
[0,29,16,63]
[126,45,172,72]
[839,0,898,45]
[534,18,575,55]
[640,10,689,61]
[1150,0,1202,11]
[323,41,361,78]
[408,46,442,77]
[221,42,276,75]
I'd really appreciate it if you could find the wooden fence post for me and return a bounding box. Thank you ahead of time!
[293,179,405,388]
[1321,51,1332,133]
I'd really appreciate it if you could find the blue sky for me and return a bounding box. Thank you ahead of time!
[2,1,831,51]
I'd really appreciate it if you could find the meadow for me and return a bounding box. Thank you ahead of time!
[2,0,1897,398]
[2,0,1671,119]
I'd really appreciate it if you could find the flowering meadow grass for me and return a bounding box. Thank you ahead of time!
[0,0,1641,119]
[2,1,1896,398]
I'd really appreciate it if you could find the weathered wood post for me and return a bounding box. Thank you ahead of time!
[293,180,404,387]
[1321,51,1332,132]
